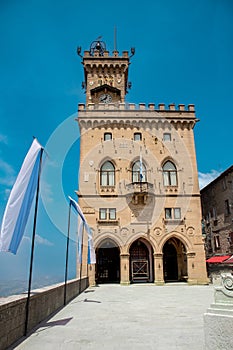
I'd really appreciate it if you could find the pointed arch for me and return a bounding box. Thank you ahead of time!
[162,160,177,186]
[132,160,147,182]
[100,160,115,186]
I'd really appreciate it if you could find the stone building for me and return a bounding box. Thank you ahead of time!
[201,165,233,259]
[76,39,208,285]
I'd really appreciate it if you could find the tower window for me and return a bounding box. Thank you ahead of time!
[100,161,115,186]
[163,133,171,141]
[134,133,142,141]
[162,161,177,186]
[104,133,112,141]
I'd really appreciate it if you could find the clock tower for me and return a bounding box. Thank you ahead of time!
[77,39,134,105]
[76,38,208,286]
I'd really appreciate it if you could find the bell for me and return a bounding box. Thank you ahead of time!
[95,42,101,51]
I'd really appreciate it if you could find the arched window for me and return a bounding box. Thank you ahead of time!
[163,161,177,186]
[132,161,147,182]
[104,132,112,141]
[100,161,115,186]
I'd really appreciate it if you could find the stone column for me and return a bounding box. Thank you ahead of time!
[120,253,130,285]
[186,252,196,284]
[154,253,164,285]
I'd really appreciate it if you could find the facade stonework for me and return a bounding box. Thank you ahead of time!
[76,40,208,285]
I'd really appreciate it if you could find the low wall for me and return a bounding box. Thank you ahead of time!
[0,277,88,350]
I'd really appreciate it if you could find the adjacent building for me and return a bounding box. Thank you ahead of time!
[201,165,233,277]
[76,39,208,285]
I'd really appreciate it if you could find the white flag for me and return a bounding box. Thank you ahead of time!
[69,196,96,264]
[0,139,43,254]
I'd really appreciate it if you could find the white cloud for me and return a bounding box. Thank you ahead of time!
[0,159,16,187]
[40,179,54,203]
[23,234,53,247]
[198,169,221,189]
[35,234,54,246]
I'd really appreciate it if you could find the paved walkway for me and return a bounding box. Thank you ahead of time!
[12,284,214,350]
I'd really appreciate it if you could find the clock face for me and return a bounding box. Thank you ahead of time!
[99,93,112,103]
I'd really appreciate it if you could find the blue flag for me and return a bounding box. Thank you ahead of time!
[0,139,43,254]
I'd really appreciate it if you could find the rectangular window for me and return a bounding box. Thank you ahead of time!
[99,208,107,220]
[165,208,172,219]
[163,133,171,141]
[229,232,233,244]
[104,133,112,141]
[214,235,220,249]
[165,208,181,220]
[109,208,116,220]
[99,208,116,220]
[222,178,227,190]
[225,199,230,215]
[134,132,142,141]
[170,171,177,186]
[213,207,217,220]
[174,208,181,219]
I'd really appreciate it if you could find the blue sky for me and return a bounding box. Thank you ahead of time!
[0,0,233,294]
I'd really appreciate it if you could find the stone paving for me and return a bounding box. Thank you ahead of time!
[11,283,214,350]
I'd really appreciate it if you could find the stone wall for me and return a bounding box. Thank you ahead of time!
[0,277,88,350]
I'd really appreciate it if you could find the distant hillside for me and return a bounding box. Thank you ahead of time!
[0,275,65,297]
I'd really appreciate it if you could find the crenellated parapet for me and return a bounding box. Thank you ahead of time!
[77,102,197,131]
[83,50,129,59]
[78,102,195,112]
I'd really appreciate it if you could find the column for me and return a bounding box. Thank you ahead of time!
[186,252,196,284]
[120,253,130,285]
[154,253,164,285]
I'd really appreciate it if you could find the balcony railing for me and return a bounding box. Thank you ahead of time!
[126,182,153,194]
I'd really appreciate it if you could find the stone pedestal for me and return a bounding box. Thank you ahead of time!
[204,273,233,349]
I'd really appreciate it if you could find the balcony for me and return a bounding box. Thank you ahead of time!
[126,182,153,194]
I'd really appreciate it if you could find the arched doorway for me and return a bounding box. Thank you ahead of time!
[96,239,120,284]
[163,237,187,282]
[129,238,153,283]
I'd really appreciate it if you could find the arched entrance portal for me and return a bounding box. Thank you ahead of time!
[129,238,153,283]
[163,237,187,282]
[96,239,120,284]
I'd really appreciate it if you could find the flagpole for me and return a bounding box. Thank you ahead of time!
[140,146,142,192]
[64,201,72,305]
[24,148,43,336]
[79,223,84,295]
